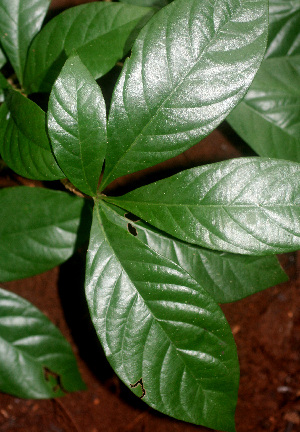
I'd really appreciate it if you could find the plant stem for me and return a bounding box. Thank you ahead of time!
[60,178,92,200]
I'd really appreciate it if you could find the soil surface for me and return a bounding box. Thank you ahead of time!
[1,1,300,430]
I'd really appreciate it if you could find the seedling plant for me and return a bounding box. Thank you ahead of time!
[0,0,299,431]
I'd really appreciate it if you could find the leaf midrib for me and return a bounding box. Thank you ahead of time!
[96,201,231,391]
[74,79,94,197]
[103,0,246,188]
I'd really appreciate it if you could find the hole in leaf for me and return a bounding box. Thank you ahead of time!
[124,212,140,222]
[130,378,146,399]
[43,366,66,394]
[127,223,137,236]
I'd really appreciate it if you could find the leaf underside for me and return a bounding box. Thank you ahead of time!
[0,287,85,398]
[85,199,239,431]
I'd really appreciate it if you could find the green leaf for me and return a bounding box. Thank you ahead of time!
[110,204,288,303]
[0,72,9,90]
[0,0,51,84]
[266,0,300,59]
[101,0,268,190]
[48,55,107,197]
[0,186,91,282]
[0,286,85,398]
[0,48,6,69]
[105,158,300,255]
[24,2,155,94]
[120,0,171,8]
[0,89,63,180]
[0,72,9,103]
[0,102,9,142]
[227,55,300,162]
[85,199,239,431]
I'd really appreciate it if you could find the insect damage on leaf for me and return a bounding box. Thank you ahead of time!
[130,378,146,399]
[127,223,138,236]
[43,366,67,394]
[124,212,140,222]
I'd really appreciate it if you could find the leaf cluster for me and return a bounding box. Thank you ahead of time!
[0,0,299,431]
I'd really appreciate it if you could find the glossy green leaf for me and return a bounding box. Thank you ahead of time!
[266,0,300,59]
[120,0,171,8]
[0,48,6,69]
[227,1,300,162]
[24,3,154,94]
[0,102,9,143]
[0,186,91,282]
[85,199,239,431]
[227,55,300,162]
[110,204,288,303]
[0,0,51,83]
[0,72,9,90]
[106,158,300,255]
[0,89,63,180]
[48,55,107,196]
[101,0,268,190]
[0,72,9,103]
[0,287,85,398]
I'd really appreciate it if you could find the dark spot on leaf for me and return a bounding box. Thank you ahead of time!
[127,223,138,236]
[43,366,67,394]
[130,378,146,399]
[124,212,140,222]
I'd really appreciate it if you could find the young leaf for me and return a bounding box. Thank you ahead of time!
[24,3,155,94]
[105,158,300,255]
[48,55,107,197]
[101,0,268,190]
[227,55,300,162]
[0,89,63,180]
[266,0,300,59]
[0,187,91,282]
[0,287,85,398]
[85,200,239,432]
[111,204,288,303]
[0,0,51,84]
